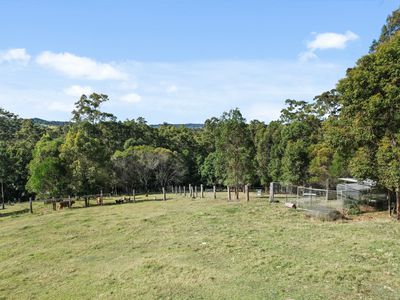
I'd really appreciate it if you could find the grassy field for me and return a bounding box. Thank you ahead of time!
[1,193,400,300]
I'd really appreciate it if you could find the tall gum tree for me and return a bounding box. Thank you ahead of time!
[337,32,400,219]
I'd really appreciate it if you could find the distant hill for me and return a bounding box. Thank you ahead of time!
[30,118,203,129]
[150,123,204,129]
[31,118,69,127]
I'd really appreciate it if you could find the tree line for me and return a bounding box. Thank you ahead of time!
[1,8,400,213]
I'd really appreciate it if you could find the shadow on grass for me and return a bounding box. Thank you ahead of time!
[0,208,29,218]
[54,197,174,211]
[101,198,172,206]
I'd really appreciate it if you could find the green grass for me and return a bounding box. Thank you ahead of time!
[1,193,400,299]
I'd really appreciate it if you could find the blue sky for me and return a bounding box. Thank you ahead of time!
[0,0,398,123]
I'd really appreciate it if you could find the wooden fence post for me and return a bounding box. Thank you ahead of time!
[52,197,56,211]
[269,182,274,203]
[29,197,33,214]
[184,186,186,197]
[246,185,249,202]
[227,186,231,201]
[201,184,204,198]
[68,195,72,208]
[396,188,400,220]
[213,185,216,199]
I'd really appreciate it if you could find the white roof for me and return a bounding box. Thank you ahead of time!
[338,178,358,183]
[338,178,376,186]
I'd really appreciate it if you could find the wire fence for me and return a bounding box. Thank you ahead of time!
[269,182,343,210]
[269,182,388,213]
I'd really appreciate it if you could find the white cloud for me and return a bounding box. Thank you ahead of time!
[118,81,138,90]
[120,93,142,104]
[47,101,74,112]
[166,84,178,93]
[244,103,283,122]
[0,48,31,64]
[308,31,359,51]
[0,58,348,123]
[298,51,318,63]
[64,85,93,97]
[300,31,359,62]
[36,51,127,80]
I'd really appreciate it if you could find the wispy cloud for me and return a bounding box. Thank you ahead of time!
[0,48,30,64]
[120,93,142,104]
[47,101,74,112]
[299,31,359,62]
[64,85,93,97]
[36,51,127,80]
[166,84,178,93]
[0,55,348,123]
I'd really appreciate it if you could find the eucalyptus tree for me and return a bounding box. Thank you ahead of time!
[213,109,255,194]
[279,99,321,185]
[336,32,400,217]
[370,8,400,52]
[61,93,117,195]
[153,147,186,188]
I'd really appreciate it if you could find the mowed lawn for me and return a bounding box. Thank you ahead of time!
[1,193,400,300]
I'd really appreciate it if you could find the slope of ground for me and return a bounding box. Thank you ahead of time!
[0,194,399,299]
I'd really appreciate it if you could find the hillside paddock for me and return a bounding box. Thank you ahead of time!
[0,193,399,299]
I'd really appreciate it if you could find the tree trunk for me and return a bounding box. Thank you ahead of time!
[1,179,4,210]
[397,188,400,221]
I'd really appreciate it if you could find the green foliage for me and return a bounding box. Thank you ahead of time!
[281,140,308,184]
[26,136,66,197]
[348,147,375,180]
[336,31,400,184]
[60,124,111,195]
[200,152,218,185]
[347,202,362,215]
[112,145,186,191]
[72,93,116,124]
[308,143,334,186]
[0,142,11,184]
[370,7,400,52]
[0,108,21,141]
[4,9,400,201]
[376,136,400,191]
[313,89,341,118]
[213,109,255,187]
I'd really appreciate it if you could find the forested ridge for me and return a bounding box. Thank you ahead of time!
[1,9,400,203]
